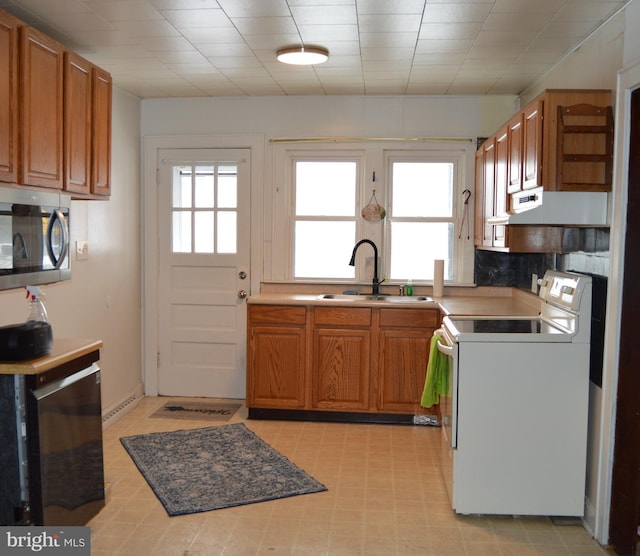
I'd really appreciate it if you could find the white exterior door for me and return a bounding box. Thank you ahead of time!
[156,149,250,398]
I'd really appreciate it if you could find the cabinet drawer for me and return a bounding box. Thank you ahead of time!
[379,308,439,328]
[314,307,371,326]
[248,305,306,325]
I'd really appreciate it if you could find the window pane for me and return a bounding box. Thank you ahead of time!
[218,174,237,208]
[296,161,356,216]
[172,212,192,253]
[217,212,237,253]
[174,170,192,208]
[389,222,452,280]
[392,162,453,217]
[195,166,214,208]
[194,211,214,253]
[295,221,355,278]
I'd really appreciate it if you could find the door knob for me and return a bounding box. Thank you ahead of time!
[238,290,248,299]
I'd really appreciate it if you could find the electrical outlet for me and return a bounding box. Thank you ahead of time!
[76,240,89,261]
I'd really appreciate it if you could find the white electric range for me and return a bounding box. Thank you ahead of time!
[437,270,592,516]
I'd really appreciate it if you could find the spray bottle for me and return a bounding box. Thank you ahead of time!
[25,285,49,323]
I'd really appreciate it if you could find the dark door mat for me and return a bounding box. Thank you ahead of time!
[150,400,241,422]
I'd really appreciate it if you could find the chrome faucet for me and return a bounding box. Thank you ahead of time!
[349,239,381,295]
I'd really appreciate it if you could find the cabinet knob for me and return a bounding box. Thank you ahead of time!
[238,290,248,299]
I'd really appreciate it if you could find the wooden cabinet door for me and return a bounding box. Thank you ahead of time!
[312,306,372,410]
[507,113,523,194]
[378,329,431,412]
[313,328,370,410]
[482,139,495,247]
[522,99,543,190]
[91,66,111,196]
[19,26,64,189]
[378,308,438,412]
[0,10,19,184]
[473,148,485,247]
[493,126,508,248]
[247,325,306,408]
[64,51,91,195]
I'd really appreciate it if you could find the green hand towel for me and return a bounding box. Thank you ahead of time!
[421,331,450,408]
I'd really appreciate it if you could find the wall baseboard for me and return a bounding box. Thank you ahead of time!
[102,384,144,429]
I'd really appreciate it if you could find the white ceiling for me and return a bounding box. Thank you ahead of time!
[0,0,630,99]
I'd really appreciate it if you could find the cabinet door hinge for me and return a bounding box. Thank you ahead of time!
[157,352,160,367]
[156,168,160,186]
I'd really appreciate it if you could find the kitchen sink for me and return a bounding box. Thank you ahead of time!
[317,294,433,303]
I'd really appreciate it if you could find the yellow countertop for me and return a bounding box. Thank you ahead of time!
[0,338,103,375]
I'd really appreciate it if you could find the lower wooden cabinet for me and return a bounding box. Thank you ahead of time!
[378,308,438,412]
[246,305,306,408]
[247,303,440,416]
[312,307,372,410]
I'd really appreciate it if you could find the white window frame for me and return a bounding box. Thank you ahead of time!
[270,142,475,286]
[383,150,465,282]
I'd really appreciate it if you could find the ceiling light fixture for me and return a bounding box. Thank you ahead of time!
[276,46,329,65]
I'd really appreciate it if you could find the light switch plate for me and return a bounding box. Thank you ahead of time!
[76,240,89,261]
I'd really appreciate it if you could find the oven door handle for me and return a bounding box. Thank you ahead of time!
[435,328,453,356]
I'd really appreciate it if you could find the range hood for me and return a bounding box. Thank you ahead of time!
[488,187,609,226]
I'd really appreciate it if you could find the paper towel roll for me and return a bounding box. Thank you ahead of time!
[433,259,444,297]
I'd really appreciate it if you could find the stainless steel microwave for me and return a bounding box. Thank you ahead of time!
[0,188,71,291]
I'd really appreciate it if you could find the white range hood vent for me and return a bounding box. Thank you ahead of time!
[493,187,609,226]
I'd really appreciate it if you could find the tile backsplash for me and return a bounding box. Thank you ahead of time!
[474,227,610,289]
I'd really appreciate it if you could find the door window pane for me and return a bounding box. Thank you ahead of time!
[217,212,236,253]
[170,163,239,254]
[194,211,214,253]
[174,172,192,208]
[195,166,214,208]
[172,212,191,253]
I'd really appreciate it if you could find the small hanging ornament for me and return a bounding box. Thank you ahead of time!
[361,190,386,221]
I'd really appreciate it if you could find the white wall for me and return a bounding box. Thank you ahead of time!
[141,94,518,287]
[142,94,517,140]
[0,88,143,416]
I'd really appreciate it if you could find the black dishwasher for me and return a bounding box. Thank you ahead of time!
[0,349,105,526]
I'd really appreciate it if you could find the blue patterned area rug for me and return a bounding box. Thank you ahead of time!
[120,423,327,516]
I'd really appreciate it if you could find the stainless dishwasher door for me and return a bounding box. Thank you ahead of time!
[29,363,105,525]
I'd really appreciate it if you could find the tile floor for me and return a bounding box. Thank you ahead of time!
[89,397,614,556]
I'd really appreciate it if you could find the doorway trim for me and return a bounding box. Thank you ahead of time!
[594,57,640,546]
[142,134,265,396]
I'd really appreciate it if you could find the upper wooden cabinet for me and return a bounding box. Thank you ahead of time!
[0,10,19,184]
[64,51,92,195]
[522,99,543,190]
[474,89,613,253]
[0,8,112,198]
[91,66,112,196]
[506,89,613,195]
[64,52,112,197]
[19,26,64,190]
